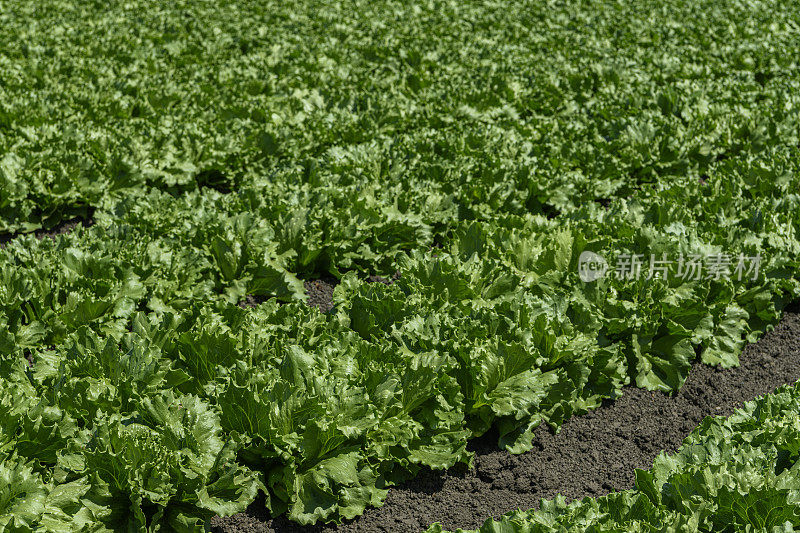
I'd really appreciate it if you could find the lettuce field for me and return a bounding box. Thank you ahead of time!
[1,0,800,531]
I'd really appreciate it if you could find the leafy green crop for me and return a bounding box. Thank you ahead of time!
[426,382,800,532]
[0,167,797,527]
[2,0,798,233]
[1,0,800,529]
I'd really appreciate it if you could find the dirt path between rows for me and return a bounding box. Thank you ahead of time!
[212,298,800,533]
[0,217,93,249]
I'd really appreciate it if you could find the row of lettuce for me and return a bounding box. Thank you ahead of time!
[0,157,798,529]
[1,0,799,233]
[427,382,800,532]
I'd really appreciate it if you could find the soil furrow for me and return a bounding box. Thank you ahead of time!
[0,217,93,249]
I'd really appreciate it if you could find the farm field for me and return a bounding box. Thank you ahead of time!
[1,0,800,532]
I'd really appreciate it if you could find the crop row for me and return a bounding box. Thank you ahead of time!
[2,0,799,232]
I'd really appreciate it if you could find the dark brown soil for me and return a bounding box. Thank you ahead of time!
[212,301,800,533]
[238,295,267,309]
[36,217,93,240]
[303,272,398,312]
[0,217,93,248]
[367,271,401,285]
[238,273,396,311]
[238,279,339,311]
[304,278,339,313]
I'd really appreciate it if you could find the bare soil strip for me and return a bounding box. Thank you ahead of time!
[213,302,800,533]
[0,217,93,248]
